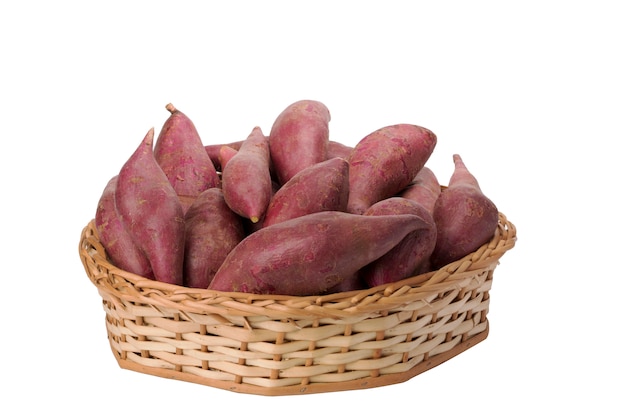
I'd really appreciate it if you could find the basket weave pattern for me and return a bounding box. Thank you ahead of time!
[79,213,516,395]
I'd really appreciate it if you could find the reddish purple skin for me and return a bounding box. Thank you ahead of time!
[221,127,273,223]
[154,105,220,213]
[205,140,243,171]
[208,211,424,296]
[115,128,185,285]
[183,188,246,289]
[218,145,238,172]
[95,175,154,279]
[347,124,437,215]
[399,167,441,215]
[360,197,437,287]
[269,100,331,185]
[327,272,367,293]
[327,140,353,160]
[262,157,349,228]
[430,155,498,269]
[430,186,498,269]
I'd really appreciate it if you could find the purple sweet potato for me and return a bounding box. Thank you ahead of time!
[400,167,441,215]
[154,103,220,213]
[430,154,499,269]
[327,140,353,160]
[398,167,441,274]
[95,175,154,279]
[268,100,330,185]
[183,188,246,288]
[115,128,185,285]
[208,211,424,296]
[218,145,238,172]
[221,126,273,223]
[360,197,437,287]
[326,272,367,293]
[242,179,281,235]
[205,140,243,171]
[347,124,437,215]
[262,157,349,228]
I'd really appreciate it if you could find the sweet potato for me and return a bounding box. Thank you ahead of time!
[327,140,353,160]
[221,126,273,223]
[397,167,441,273]
[262,157,349,228]
[183,188,246,288]
[218,145,238,172]
[347,124,437,215]
[242,180,281,235]
[205,140,243,171]
[430,154,499,269]
[268,99,330,185]
[95,175,154,279]
[399,167,441,215]
[326,272,366,293]
[360,197,437,287]
[208,211,424,296]
[154,103,220,213]
[115,128,185,285]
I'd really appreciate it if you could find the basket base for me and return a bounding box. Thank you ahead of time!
[108,321,489,396]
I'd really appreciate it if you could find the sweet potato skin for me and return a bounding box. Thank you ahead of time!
[326,272,367,293]
[269,100,330,185]
[430,155,499,269]
[399,167,441,215]
[360,197,437,287]
[327,140,353,160]
[115,128,185,285]
[430,188,498,269]
[183,188,245,288]
[221,127,273,223]
[217,145,238,172]
[154,103,220,212]
[205,140,243,172]
[95,175,154,279]
[347,124,437,215]
[262,157,349,228]
[208,211,424,296]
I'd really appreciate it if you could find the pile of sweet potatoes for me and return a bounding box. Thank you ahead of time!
[94,99,500,296]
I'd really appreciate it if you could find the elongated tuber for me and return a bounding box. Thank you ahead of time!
[154,103,220,212]
[115,128,185,285]
[430,154,499,269]
[208,211,425,296]
[347,124,437,214]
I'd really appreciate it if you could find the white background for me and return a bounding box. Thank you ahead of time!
[2,1,624,415]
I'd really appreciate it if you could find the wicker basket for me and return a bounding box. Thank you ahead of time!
[78,212,516,396]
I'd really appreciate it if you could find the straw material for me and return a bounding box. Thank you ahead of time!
[78,212,516,396]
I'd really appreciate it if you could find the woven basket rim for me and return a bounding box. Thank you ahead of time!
[79,212,516,319]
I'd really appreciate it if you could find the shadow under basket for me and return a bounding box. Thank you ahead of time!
[78,212,516,396]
